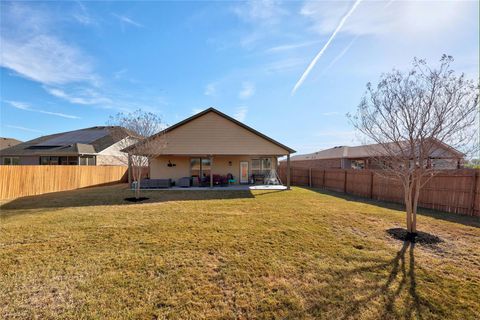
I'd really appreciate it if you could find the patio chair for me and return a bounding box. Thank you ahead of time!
[198,176,210,187]
[227,173,236,185]
[213,174,222,185]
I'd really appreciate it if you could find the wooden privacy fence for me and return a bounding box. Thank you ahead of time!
[278,167,480,216]
[0,165,128,200]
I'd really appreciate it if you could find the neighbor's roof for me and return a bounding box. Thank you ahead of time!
[0,126,132,157]
[124,107,296,154]
[0,137,22,150]
[290,139,463,161]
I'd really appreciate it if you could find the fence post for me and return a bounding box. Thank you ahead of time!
[370,170,374,199]
[343,170,348,193]
[470,170,478,215]
[286,154,291,190]
[309,168,312,187]
[322,169,326,189]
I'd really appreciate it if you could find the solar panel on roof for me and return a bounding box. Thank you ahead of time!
[35,128,109,146]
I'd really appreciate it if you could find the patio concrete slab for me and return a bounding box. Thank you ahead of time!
[139,185,287,191]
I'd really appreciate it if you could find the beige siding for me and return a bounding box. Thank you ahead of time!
[96,138,134,166]
[150,155,278,183]
[150,156,191,181]
[151,112,289,155]
[96,154,128,166]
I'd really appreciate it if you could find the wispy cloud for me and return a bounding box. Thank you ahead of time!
[0,3,97,86]
[6,125,43,133]
[232,0,286,25]
[204,83,217,96]
[1,35,96,86]
[232,0,288,49]
[301,0,471,37]
[292,0,363,95]
[112,13,144,28]
[43,87,112,106]
[265,58,306,73]
[113,69,127,80]
[318,36,359,77]
[234,106,248,122]
[73,1,95,26]
[5,100,80,119]
[239,82,255,99]
[265,41,321,53]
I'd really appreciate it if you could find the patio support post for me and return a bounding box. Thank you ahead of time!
[286,154,291,190]
[128,154,132,187]
[210,155,213,188]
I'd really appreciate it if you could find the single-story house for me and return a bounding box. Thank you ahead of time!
[0,126,135,166]
[281,140,464,170]
[0,137,22,151]
[125,107,295,188]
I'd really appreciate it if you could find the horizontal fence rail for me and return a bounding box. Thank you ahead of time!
[0,165,128,200]
[278,167,480,216]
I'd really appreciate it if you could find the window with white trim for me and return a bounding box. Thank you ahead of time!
[251,158,272,175]
[3,157,20,165]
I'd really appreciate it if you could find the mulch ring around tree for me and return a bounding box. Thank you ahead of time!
[124,197,150,203]
[386,228,443,245]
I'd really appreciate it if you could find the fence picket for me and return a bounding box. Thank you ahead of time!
[278,167,480,216]
[0,165,128,200]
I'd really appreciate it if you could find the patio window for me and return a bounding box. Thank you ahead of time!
[79,156,96,166]
[40,156,80,165]
[351,160,365,169]
[3,157,19,165]
[251,158,272,175]
[190,157,211,178]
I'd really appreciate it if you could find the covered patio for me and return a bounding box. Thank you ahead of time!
[126,108,295,189]
[149,154,292,189]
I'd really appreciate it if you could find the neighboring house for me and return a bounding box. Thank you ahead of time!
[0,126,135,166]
[0,138,22,151]
[126,107,295,187]
[282,140,464,170]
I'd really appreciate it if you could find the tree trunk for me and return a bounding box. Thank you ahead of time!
[403,177,417,238]
[135,179,141,199]
[405,195,412,233]
[411,177,421,234]
[133,166,142,200]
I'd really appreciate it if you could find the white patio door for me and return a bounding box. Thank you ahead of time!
[240,161,249,184]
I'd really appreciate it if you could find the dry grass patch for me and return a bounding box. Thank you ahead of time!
[1,185,479,319]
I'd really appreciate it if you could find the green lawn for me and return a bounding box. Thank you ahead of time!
[1,185,479,319]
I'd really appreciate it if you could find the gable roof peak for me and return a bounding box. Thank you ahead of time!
[124,107,295,154]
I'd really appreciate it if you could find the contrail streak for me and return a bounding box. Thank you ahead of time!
[321,36,359,75]
[291,0,363,95]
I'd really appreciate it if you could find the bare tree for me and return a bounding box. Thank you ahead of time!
[108,109,166,199]
[349,55,479,238]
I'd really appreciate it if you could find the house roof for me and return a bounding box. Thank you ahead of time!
[0,126,132,157]
[290,139,463,161]
[125,107,296,154]
[0,137,22,150]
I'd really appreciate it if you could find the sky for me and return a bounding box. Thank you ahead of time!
[1,0,479,154]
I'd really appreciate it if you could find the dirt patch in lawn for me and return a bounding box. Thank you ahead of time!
[386,228,443,245]
[124,197,150,202]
